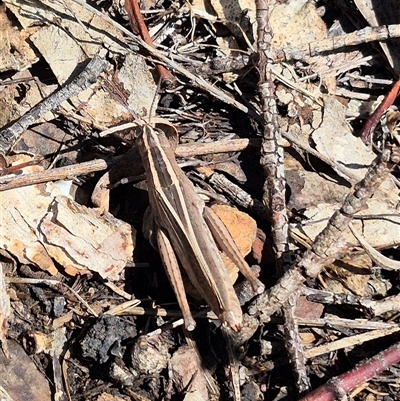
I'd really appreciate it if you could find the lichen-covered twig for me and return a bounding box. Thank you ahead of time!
[256,0,290,270]
[256,0,306,392]
[304,286,400,318]
[283,291,311,393]
[0,55,109,157]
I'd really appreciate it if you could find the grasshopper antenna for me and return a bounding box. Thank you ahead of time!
[148,76,163,124]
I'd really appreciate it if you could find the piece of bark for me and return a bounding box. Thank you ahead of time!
[169,345,209,401]
[0,340,52,401]
[0,262,10,357]
[0,168,135,279]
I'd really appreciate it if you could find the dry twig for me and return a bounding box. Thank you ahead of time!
[0,55,109,157]
[256,0,307,393]
[360,78,400,142]
[256,0,290,270]
[124,0,174,83]
[299,340,400,401]
[276,24,400,61]
[0,139,257,191]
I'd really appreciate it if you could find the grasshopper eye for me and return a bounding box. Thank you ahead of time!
[221,311,242,332]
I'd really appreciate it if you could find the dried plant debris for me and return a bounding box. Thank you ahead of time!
[1,0,400,400]
[0,4,38,73]
[211,204,257,282]
[0,167,135,278]
[3,0,157,127]
[293,198,400,250]
[355,0,400,74]
[0,340,52,401]
[169,345,210,401]
[0,262,11,357]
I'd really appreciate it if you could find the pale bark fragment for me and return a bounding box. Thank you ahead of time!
[0,262,10,357]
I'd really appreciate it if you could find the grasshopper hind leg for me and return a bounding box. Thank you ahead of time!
[156,227,197,331]
[203,206,265,295]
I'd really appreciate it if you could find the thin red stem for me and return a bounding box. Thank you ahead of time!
[125,0,174,83]
[360,78,400,142]
[298,341,400,401]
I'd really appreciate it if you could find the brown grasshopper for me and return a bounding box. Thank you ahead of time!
[135,120,264,331]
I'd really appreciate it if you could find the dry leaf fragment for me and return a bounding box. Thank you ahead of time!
[327,252,385,298]
[270,1,325,55]
[96,394,127,401]
[326,264,372,297]
[291,198,400,251]
[169,345,209,401]
[312,96,375,181]
[190,0,217,22]
[270,2,368,91]
[211,204,257,283]
[0,85,20,133]
[211,204,256,256]
[213,160,247,183]
[39,195,135,280]
[286,169,349,211]
[0,4,37,72]
[5,0,124,81]
[0,167,63,275]
[5,0,158,126]
[349,223,400,271]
